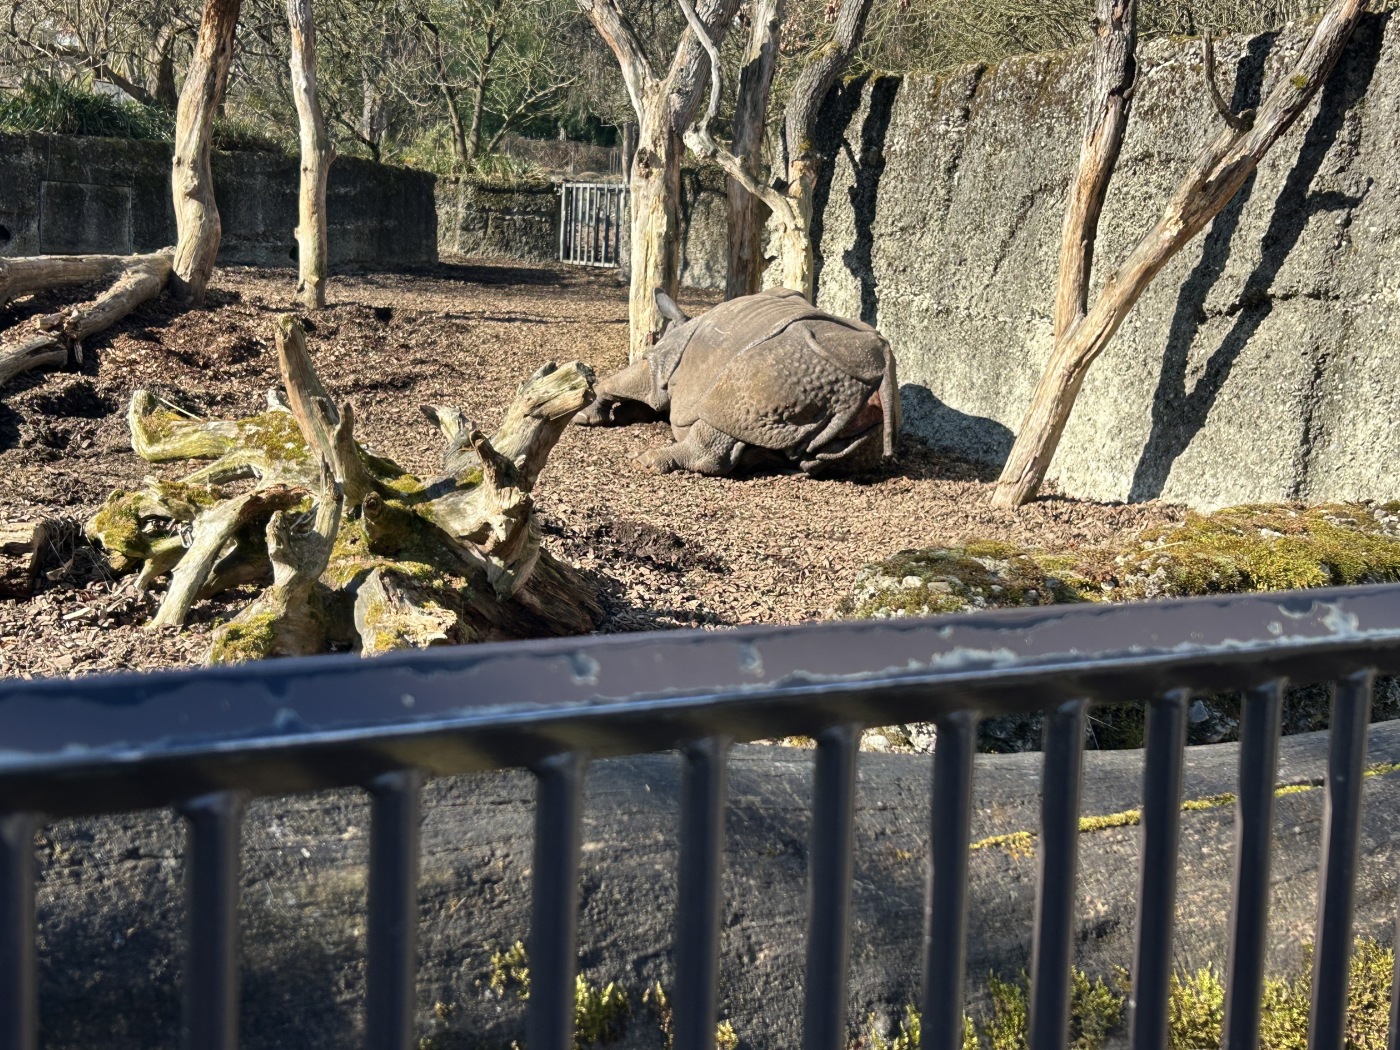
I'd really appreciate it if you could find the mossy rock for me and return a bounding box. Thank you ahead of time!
[848,502,1400,752]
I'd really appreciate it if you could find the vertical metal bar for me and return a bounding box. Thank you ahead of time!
[1309,670,1375,1050]
[803,723,860,1050]
[589,186,598,264]
[1029,699,1089,1050]
[1389,894,1400,1050]
[1129,689,1190,1050]
[365,769,424,1050]
[528,752,588,1050]
[1223,679,1287,1050]
[182,791,244,1050]
[674,736,731,1050]
[0,812,38,1050]
[558,185,567,263]
[922,711,978,1050]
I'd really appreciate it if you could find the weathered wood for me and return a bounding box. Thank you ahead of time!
[149,486,304,628]
[0,251,172,390]
[91,315,601,661]
[286,0,334,310]
[579,0,742,359]
[724,0,780,300]
[0,254,130,306]
[171,0,242,304]
[0,519,53,600]
[207,474,343,662]
[991,0,1368,508]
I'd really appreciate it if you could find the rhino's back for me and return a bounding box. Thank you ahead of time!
[670,290,891,451]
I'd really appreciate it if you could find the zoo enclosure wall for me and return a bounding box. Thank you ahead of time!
[4,583,1400,1050]
[0,132,438,269]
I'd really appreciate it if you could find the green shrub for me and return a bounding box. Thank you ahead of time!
[0,78,171,140]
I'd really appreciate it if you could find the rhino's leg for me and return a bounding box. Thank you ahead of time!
[799,427,885,477]
[633,420,747,477]
[573,358,664,427]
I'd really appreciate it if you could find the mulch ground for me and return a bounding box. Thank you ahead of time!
[0,258,1184,679]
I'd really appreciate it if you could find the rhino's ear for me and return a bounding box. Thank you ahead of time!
[653,288,690,326]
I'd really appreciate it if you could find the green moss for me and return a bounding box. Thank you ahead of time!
[487,942,636,1049]
[851,502,1400,621]
[235,411,312,464]
[983,973,1029,1050]
[1168,967,1224,1050]
[208,610,280,665]
[1291,74,1311,90]
[645,982,738,1050]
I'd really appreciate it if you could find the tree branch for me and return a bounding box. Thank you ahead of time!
[1203,30,1255,133]
[575,0,655,116]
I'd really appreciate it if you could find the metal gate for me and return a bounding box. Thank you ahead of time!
[559,181,627,267]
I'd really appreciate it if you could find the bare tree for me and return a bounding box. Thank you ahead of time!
[287,0,333,308]
[724,0,780,299]
[170,0,243,304]
[681,0,876,302]
[991,0,1369,508]
[578,0,742,361]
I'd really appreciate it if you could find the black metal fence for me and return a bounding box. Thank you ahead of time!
[4,584,1400,1050]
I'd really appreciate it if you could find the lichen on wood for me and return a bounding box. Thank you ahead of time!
[86,313,602,663]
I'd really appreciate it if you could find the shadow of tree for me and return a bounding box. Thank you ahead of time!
[1127,18,1385,501]
[810,74,901,315]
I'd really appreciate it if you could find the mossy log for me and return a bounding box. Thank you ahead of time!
[87,314,603,662]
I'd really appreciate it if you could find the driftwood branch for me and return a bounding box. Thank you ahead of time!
[991,0,1368,509]
[0,251,173,390]
[90,316,601,662]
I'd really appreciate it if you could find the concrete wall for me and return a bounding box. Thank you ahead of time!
[437,177,559,261]
[0,132,437,268]
[810,14,1400,507]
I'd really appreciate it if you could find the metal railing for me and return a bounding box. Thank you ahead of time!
[559,181,627,268]
[4,584,1400,1050]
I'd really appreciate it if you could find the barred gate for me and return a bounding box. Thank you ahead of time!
[559,181,627,267]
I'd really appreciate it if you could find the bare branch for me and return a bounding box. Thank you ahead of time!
[676,0,794,221]
[1203,30,1254,133]
[576,0,655,116]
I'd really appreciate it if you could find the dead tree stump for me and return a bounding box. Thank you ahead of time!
[86,315,603,662]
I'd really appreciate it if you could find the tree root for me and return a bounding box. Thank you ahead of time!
[87,314,602,662]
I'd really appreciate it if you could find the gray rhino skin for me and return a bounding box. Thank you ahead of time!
[575,287,900,477]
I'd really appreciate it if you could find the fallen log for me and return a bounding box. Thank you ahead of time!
[0,250,173,390]
[88,314,602,661]
[0,518,56,600]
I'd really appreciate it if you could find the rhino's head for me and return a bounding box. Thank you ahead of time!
[574,290,689,427]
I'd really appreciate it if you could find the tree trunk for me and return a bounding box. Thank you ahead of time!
[0,252,173,390]
[772,155,818,300]
[723,0,781,300]
[442,83,468,167]
[0,254,131,305]
[1,519,58,600]
[170,0,241,305]
[287,0,334,310]
[466,73,488,164]
[626,102,683,361]
[88,316,603,661]
[991,0,1369,508]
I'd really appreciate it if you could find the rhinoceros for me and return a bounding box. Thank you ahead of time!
[575,288,899,477]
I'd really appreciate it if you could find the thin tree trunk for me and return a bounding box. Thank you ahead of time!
[627,102,683,360]
[724,0,781,300]
[170,0,242,305]
[466,73,488,163]
[287,0,334,310]
[991,0,1369,508]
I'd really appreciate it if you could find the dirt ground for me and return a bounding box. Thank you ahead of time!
[0,259,1184,679]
